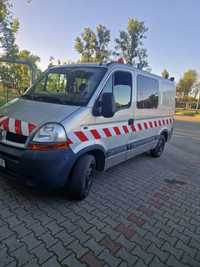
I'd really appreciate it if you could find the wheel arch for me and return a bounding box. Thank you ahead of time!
[70,144,106,174]
[160,129,169,142]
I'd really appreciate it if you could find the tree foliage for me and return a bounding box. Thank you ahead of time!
[176,70,198,96]
[75,27,96,62]
[75,25,110,63]
[0,0,19,56]
[115,18,148,68]
[161,69,169,79]
[95,24,110,62]
[0,50,40,95]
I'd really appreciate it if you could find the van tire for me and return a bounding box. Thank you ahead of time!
[68,154,96,200]
[150,135,166,158]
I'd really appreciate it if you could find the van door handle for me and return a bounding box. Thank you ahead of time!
[128,119,134,125]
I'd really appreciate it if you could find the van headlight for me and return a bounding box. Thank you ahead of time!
[27,123,68,151]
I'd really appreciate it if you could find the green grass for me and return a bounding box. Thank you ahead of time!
[176,109,200,116]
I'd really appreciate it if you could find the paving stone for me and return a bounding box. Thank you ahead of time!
[167,255,188,267]
[49,240,71,261]
[68,239,89,258]
[55,230,74,246]
[11,246,35,266]
[87,226,106,242]
[162,241,184,261]
[181,253,200,267]
[21,232,42,250]
[41,256,62,267]
[81,251,104,267]
[71,228,90,243]
[132,245,154,265]
[115,224,136,239]
[2,234,24,252]
[116,248,138,266]
[31,244,54,265]
[0,246,14,266]
[116,234,135,252]
[84,238,104,256]
[99,249,122,267]
[176,239,197,258]
[63,253,86,267]
[147,243,170,263]
[100,236,121,254]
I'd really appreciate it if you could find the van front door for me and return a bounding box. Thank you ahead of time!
[94,70,133,169]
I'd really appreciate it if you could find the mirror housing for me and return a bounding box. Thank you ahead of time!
[101,93,116,118]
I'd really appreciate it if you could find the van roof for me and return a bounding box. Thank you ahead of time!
[49,63,174,84]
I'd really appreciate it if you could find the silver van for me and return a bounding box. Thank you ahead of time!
[0,63,175,199]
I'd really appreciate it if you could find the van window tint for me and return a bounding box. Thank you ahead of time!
[137,75,159,109]
[22,67,107,106]
[113,71,132,109]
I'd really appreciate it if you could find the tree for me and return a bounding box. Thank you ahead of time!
[75,25,110,63]
[0,0,19,56]
[0,50,40,96]
[75,27,96,62]
[176,70,198,96]
[161,69,169,79]
[115,18,148,68]
[95,24,110,62]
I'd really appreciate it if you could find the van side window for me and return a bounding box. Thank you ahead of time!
[137,75,159,109]
[113,71,132,109]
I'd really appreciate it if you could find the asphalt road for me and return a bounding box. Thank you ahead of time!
[0,120,200,267]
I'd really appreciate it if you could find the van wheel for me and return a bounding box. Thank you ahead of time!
[68,154,96,200]
[150,135,166,158]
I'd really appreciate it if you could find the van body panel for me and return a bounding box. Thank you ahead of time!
[0,98,80,126]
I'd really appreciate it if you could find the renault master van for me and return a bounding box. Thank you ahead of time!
[0,63,175,199]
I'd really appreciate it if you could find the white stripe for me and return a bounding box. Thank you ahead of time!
[8,118,16,133]
[109,127,116,137]
[84,130,95,141]
[97,128,107,139]
[66,132,81,144]
[21,121,29,136]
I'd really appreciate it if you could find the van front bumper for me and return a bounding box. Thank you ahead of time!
[0,143,75,188]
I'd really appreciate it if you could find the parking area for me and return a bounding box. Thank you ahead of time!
[0,120,200,267]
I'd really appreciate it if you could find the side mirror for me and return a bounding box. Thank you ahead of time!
[101,93,116,118]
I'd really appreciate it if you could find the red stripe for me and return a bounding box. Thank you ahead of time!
[66,138,73,145]
[162,120,165,125]
[149,121,153,128]
[1,118,9,131]
[122,125,129,134]
[144,122,148,129]
[130,124,136,132]
[15,120,22,135]
[75,131,88,142]
[154,121,158,127]
[113,126,121,135]
[28,123,36,134]
[158,120,162,126]
[137,123,143,131]
[90,129,101,139]
[103,128,112,137]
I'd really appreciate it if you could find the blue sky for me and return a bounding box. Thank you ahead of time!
[12,0,200,80]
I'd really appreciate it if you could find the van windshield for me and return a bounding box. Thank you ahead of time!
[22,66,107,106]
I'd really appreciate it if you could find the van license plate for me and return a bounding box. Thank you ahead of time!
[0,158,5,168]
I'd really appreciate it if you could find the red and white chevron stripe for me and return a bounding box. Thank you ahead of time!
[0,115,37,137]
[67,117,174,145]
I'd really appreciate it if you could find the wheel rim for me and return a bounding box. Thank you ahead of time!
[84,161,96,196]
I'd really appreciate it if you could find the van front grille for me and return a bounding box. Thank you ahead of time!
[6,132,27,144]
